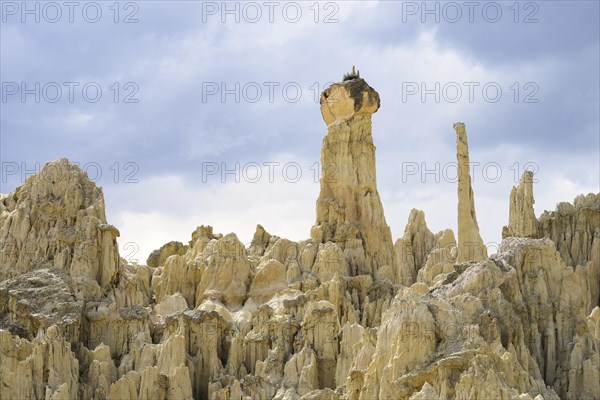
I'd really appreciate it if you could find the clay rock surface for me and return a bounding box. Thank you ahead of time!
[319,78,380,128]
[146,241,188,268]
[0,158,120,289]
[454,122,488,262]
[0,268,81,342]
[394,209,437,286]
[538,193,600,270]
[504,170,538,238]
[314,76,394,278]
[0,74,598,400]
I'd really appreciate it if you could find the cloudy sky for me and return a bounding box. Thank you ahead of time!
[1,0,598,263]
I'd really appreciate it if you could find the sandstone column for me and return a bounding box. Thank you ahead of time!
[454,122,487,262]
[503,170,538,238]
[312,73,394,276]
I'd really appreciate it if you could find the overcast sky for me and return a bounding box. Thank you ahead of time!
[1,0,599,263]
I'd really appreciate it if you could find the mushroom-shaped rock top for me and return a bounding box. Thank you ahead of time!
[320,77,380,128]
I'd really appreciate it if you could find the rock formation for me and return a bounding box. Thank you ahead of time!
[394,209,436,286]
[313,75,394,278]
[0,158,120,290]
[540,198,600,312]
[0,73,598,400]
[503,170,599,313]
[538,193,600,272]
[504,170,538,238]
[454,122,488,263]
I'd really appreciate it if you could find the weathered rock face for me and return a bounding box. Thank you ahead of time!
[498,237,599,399]
[313,77,394,278]
[146,241,188,269]
[538,193,600,268]
[504,170,538,238]
[0,326,80,400]
[416,228,457,287]
[355,235,599,400]
[394,209,437,286]
[0,74,599,400]
[0,158,120,289]
[454,122,488,263]
[319,78,380,128]
[0,269,81,342]
[502,171,599,312]
[537,193,600,312]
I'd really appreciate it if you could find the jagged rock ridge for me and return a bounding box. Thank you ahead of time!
[0,73,598,400]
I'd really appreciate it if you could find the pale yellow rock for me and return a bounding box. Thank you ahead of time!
[156,333,194,399]
[589,307,600,340]
[319,77,380,128]
[350,251,566,399]
[314,77,394,277]
[538,193,600,267]
[153,254,203,308]
[312,242,348,282]
[84,302,151,359]
[249,259,288,304]
[0,326,79,400]
[300,388,339,400]
[0,73,599,400]
[454,123,488,262]
[0,158,120,288]
[283,346,319,396]
[114,263,152,308]
[394,209,436,286]
[258,237,303,284]
[537,193,600,310]
[86,343,117,399]
[408,382,438,399]
[146,241,188,268]
[334,323,364,387]
[496,237,599,399]
[301,300,340,390]
[108,371,140,400]
[138,366,167,400]
[417,229,457,286]
[186,225,221,260]
[504,170,538,238]
[45,382,71,400]
[248,224,272,258]
[155,293,189,317]
[195,233,252,308]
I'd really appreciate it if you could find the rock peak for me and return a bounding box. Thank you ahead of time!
[454,122,487,262]
[0,158,120,287]
[503,170,538,238]
[453,121,465,130]
[320,77,380,128]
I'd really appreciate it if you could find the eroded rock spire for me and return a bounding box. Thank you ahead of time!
[312,76,394,277]
[454,122,487,262]
[503,170,538,238]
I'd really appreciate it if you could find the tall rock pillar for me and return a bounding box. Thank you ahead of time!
[454,122,487,262]
[312,72,394,277]
[503,170,538,238]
